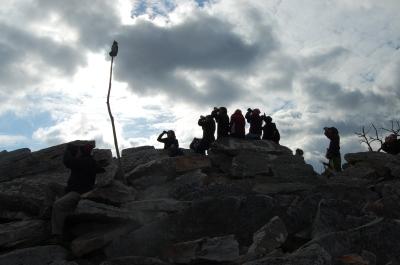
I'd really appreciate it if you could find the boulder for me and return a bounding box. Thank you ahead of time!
[82,180,136,206]
[0,172,68,218]
[121,146,168,173]
[126,157,177,184]
[243,244,331,265]
[71,224,135,257]
[344,152,400,178]
[105,195,276,258]
[312,199,374,239]
[0,245,69,265]
[100,256,171,265]
[0,220,49,249]
[175,155,211,173]
[122,199,191,213]
[305,218,400,264]
[208,138,318,181]
[0,141,94,183]
[248,216,288,255]
[165,235,239,264]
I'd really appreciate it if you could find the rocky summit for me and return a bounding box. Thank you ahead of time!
[0,137,399,265]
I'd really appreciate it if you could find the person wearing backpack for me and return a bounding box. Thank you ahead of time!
[230,109,245,138]
[190,115,216,155]
[262,115,280,144]
[324,127,341,172]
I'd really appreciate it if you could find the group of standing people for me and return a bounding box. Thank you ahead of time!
[157,107,281,156]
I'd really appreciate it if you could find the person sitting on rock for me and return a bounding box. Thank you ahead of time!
[381,134,400,155]
[157,130,183,157]
[51,143,105,243]
[245,108,263,140]
[262,115,280,144]
[190,115,216,155]
[230,109,245,138]
[211,107,230,139]
[324,127,341,172]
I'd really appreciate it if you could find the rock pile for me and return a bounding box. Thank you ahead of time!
[0,138,399,265]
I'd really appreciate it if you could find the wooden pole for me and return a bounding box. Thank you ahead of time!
[106,56,123,170]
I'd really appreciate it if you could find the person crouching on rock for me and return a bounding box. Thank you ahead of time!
[262,115,280,144]
[381,134,400,155]
[324,127,342,172]
[157,130,183,157]
[51,143,105,243]
[245,108,263,140]
[191,115,216,155]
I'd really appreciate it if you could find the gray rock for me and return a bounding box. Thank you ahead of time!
[82,180,136,206]
[121,146,167,173]
[312,199,374,239]
[100,256,171,265]
[106,195,276,258]
[209,138,318,181]
[345,152,400,178]
[248,216,288,255]
[0,220,49,248]
[122,199,191,213]
[305,218,400,264]
[243,244,331,265]
[0,172,68,218]
[71,224,135,257]
[126,157,177,184]
[165,235,239,264]
[0,245,69,265]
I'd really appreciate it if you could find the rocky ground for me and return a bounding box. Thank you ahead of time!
[0,137,399,265]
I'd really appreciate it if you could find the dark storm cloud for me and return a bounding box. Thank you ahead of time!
[35,0,120,50]
[301,77,388,111]
[0,22,85,91]
[113,13,277,105]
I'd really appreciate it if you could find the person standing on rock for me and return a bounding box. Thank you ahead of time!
[230,109,245,138]
[51,143,105,242]
[262,115,280,144]
[324,127,341,172]
[211,107,230,139]
[157,130,183,157]
[245,108,263,140]
[191,115,216,155]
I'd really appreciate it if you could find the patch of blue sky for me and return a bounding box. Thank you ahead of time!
[131,0,213,18]
[0,111,54,151]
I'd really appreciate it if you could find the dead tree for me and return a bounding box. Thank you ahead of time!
[355,120,399,152]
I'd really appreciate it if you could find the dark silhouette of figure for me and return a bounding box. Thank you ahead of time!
[211,107,230,139]
[295,148,304,157]
[190,115,216,155]
[230,109,245,138]
[245,108,263,140]
[324,127,341,172]
[157,130,182,157]
[262,115,280,144]
[381,134,400,155]
[51,143,105,241]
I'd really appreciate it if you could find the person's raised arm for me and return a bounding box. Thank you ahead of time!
[157,131,167,143]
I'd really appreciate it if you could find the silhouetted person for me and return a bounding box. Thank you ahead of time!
[211,107,230,139]
[324,127,341,172]
[157,130,183,157]
[295,148,304,157]
[230,109,245,138]
[245,108,263,140]
[191,115,215,155]
[51,143,105,242]
[262,115,280,144]
[381,134,400,155]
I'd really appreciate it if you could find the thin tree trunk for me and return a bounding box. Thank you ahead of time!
[107,56,123,170]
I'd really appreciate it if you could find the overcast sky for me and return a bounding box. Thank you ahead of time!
[0,0,399,171]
